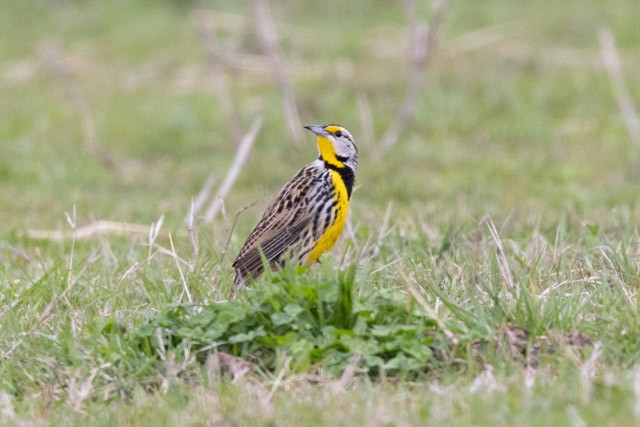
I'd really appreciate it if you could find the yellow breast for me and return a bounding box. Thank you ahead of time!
[307,170,349,263]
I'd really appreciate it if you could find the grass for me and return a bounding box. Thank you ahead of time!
[2,0,640,425]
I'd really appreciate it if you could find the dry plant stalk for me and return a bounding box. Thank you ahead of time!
[194,1,267,226]
[598,27,640,144]
[254,0,304,145]
[204,116,264,223]
[37,42,120,176]
[375,0,450,160]
[27,220,156,241]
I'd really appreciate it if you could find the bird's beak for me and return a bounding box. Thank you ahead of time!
[304,125,330,137]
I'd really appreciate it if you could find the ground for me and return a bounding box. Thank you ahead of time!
[1,0,640,425]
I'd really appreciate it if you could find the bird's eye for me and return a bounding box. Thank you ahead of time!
[335,131,343,137]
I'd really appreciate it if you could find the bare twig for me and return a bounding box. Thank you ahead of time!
[375,0,450,159]
[598,27,640,144]
[197,0,243,142]
[221,202,256,265]
[204,116,263,223]
[254,0,303,145]
[37,41,120,175]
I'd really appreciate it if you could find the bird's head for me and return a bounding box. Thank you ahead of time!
[304,124,358,171]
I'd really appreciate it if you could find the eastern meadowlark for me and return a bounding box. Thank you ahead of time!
[232,124,358,291]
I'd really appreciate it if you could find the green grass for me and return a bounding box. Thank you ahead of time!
[2,0,640,425]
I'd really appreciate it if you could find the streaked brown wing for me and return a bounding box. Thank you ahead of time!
[232,163,318,280]
[232,214,313,279]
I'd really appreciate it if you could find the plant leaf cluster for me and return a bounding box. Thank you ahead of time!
[127,267,438,378]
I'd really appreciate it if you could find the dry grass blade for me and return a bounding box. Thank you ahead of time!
[598,27,640,144]
[331,352,362,394]
[27,220,157,241]
[267,356,292,401]
[185,200,200,256]
[254,0,303,145]
[67,367,101,413]
[358,202,394,262]
[377,202,394,247]
[169,233,192,303]
[444,22,527,56]
[397,266,455,342]
[37,41,120,176]
[1,340,23,361]
[375,0,449,159]
[185,174,216,255]
[204,117,263,223]
[189,174,217,220]
[484,216,515,290]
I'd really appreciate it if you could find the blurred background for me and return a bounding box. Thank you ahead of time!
[1,0,639,239]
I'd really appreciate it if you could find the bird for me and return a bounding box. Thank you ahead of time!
[231,124,358,293]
